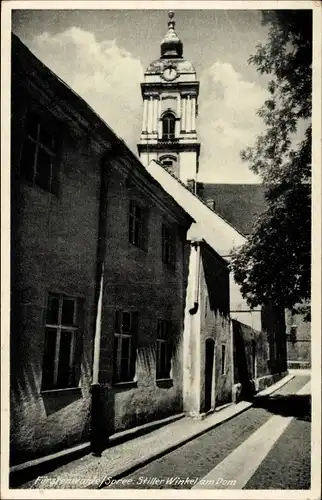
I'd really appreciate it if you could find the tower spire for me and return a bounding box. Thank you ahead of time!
[138,9,200,185]
[160,11,183,58]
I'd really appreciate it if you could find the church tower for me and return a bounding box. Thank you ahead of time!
[137,11,200,189]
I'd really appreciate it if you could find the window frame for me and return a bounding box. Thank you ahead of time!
[113,310,138,384]
[20,111,60,195]
[129,200,148,251]
[162,112,176,140]
[156,319,173,380]
[42,293,81,391]
[162,223,176,270]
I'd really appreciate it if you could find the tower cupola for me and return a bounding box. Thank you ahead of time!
[160,11,183,58]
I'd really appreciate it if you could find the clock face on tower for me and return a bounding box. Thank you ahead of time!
[162,67,178,81]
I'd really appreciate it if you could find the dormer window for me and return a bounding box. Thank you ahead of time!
[162,112,175,140]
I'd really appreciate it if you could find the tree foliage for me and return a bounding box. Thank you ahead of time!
[231,10,312,320]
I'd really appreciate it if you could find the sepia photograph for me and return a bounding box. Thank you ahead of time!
[1,1,321,498]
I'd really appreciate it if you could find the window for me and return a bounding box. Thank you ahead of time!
[162,160,173,170]
[42,294,81,390]
[160,156,178,177]
[113,311,138,383]
[162,224,176,269]
[129,201,148,250]
[221,344,226,375]
[162,112,175,140]
[21,112,59,195]
[156,319,173,380]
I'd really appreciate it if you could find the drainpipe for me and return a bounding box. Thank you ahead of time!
[90,150,111,457]
[189,241,201,315]
[230,317,235,399]
[91,262,104,456]
[188,240,201,415]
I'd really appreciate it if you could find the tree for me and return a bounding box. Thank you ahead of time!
[230,10,312,321]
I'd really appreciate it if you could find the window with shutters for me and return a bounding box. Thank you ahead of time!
[129,201,148,251]
[113,311,139,384]
[42,294,82,391]
[156,319,173,380]
[20,112,60,195]
[162,224,176,270]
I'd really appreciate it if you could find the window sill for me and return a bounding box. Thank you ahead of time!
[112,381,138,390]
[21,177,59,198]
[41,387,81,396]
[156,378,173,388]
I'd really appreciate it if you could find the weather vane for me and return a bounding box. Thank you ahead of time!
[168,11,175,29]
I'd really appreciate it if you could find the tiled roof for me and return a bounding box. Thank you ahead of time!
[146,161,246,257]
[162,165,246,238]
[199,183,267,236]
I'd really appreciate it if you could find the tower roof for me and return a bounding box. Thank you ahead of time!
[160,11,183,58]
[145,11,196,75]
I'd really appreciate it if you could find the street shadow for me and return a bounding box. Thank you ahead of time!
[253,394,311,422]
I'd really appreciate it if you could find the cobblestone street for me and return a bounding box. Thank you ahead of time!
[106,374,311,490]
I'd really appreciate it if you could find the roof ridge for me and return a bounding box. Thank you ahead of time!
[12,33,124,145]
[154,161,247,238]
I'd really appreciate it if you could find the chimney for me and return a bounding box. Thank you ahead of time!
[186,179,196,194]
[196,181,204,197]
[205,199,216,211]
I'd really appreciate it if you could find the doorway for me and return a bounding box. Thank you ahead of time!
[205,339,215,412]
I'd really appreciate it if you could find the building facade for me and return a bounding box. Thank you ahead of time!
[10,34,193,465]
[11,34,103,464]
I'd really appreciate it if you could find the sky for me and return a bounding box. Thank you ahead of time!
[12,8,273,183]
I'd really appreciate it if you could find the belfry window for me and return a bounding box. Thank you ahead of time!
[162,113,175,140]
